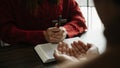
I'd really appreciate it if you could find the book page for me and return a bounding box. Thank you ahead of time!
[35,43,58,63]
[34,45,48,63]
[40,43,57,60]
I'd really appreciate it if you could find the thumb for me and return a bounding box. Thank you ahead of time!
[53,49,61,60]
[54,49,68,62]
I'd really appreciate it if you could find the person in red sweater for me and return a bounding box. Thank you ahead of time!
[0,0,87,45]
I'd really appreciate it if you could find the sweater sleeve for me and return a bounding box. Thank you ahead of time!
[63,0,87,37]
[0,0,46,45]
[0,24,46,45]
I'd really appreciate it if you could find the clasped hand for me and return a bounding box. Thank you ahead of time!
[44,26,67,43]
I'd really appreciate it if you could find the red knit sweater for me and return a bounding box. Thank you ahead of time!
[0,0,87,45]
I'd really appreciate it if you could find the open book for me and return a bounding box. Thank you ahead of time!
[34,37,81,63]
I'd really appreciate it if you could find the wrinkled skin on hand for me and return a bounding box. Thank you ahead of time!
[44,27,67,43]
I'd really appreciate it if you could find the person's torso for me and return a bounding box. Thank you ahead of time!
[9,0,70,30]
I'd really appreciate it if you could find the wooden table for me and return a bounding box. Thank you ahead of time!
[0,44,57,68]
[0,28,106,68]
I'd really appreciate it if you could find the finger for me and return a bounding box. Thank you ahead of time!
[51,29,66,42]
[77,40,88,51]
[86,43,92,50]
[57,42,63,51]
[61,42,69,54]
[55,23,58,27]
[53,34,62,39]
[53,30,64,39]
[63,42,69,48]
[47,29,55,39]
[47,31,53,37]
[49,36,62,43]
[49,37,58,43]
[77,41,86,53]
[72,48,80,58]
[69,48,74,56]
[62,46,67,54]
[71,43,81,54]
[52,27,60,32]
[53,49,65,62]
[57,42,67,54]
[66,48,70,55]
[54,49,61,56]
[49,32,63,42]
[53,49,58,59]
[87,43,92,48]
